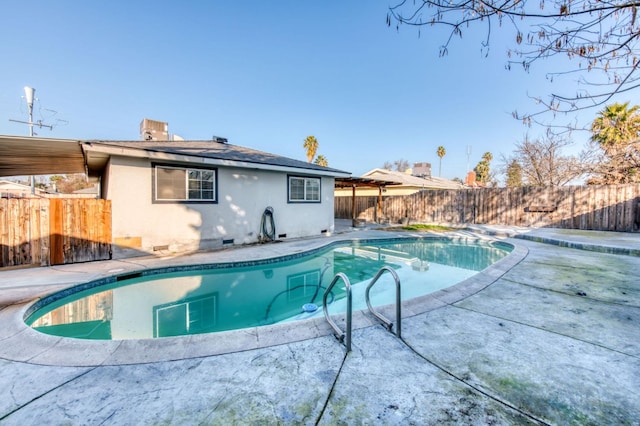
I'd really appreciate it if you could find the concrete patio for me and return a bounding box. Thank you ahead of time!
[0,223,638,424]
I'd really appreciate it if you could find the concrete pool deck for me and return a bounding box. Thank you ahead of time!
[0,223,638,424]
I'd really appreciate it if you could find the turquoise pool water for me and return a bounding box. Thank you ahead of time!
[25,238,512,340]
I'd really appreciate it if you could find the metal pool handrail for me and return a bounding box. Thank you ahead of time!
[365,266,402,338]
[323,272,352,352]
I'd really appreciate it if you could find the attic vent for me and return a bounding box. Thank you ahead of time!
[212,136,228,144]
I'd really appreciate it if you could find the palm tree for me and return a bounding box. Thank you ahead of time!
[436,146,446,177]
[591,102,640,155]
[474,152,493,184]
[474,160,490,183]
[303,136,318,163]
[314,155,328,167]
[591,102,640,183]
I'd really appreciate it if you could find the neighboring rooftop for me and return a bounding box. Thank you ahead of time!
[362,168,463,190]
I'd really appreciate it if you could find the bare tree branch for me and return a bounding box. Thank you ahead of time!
[389,0,640,123]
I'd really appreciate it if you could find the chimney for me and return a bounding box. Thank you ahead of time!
[465,171,477,187]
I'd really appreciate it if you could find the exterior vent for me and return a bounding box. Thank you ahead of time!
[212,136,228,144]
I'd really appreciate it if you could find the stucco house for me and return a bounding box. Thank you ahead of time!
[0,180,46,198]
[83,139,350,257]
[0,134,350,259]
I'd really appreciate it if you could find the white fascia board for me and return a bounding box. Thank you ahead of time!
[83,143,351,178]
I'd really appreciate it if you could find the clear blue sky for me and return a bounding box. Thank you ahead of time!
[0,1,618,182]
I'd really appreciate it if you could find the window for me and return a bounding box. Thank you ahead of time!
[153,294,218,337]
[286,270,321,302]
[154,165,217,202]
[288,176,321,203]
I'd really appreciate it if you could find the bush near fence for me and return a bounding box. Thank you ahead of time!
[335,184,640,232]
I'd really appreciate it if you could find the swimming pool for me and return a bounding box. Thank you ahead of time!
[25,238,512,340]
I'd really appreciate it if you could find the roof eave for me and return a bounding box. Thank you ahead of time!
[82,142,351,178]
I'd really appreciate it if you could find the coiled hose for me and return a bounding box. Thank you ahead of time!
[260,206,276,242]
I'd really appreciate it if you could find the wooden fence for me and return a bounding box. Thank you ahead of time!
[335,184,640,232]
[0,198,112,268]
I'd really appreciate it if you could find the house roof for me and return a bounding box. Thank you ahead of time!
[82,140,350,176]
[82,140,350,177]
[0,180,30,190]
[362,168,463,190]
[0,135,350,178]
[0,179,49,196]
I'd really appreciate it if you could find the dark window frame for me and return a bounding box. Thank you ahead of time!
[152,163,218,204]
[287,175,321,203]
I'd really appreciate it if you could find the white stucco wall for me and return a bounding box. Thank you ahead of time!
[104,156,336,257]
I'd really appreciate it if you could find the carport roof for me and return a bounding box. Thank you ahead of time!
[0,135,85,177]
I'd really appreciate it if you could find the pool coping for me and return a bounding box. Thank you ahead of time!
[0,234,528,367]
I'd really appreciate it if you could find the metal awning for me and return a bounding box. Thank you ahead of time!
[0,135,85,177]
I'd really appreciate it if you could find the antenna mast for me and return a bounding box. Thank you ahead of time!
[8,86,54,194]
[9,86,55,132]
[25,86,35,137]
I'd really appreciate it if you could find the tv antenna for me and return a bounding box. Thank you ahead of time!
[466,145,472,172]
[8,86,58,194]
[8,86,56,135]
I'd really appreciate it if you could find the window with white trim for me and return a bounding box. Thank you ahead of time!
[153,294,218,337]
[286,270,321,302]
[288,176,321,203]
[154,165,217,202]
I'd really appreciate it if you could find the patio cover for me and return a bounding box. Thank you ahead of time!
[334,176,399,189]
[0,135,85,177]
[334,177,400,225]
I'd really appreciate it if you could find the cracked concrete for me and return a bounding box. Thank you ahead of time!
[0,222,639,424]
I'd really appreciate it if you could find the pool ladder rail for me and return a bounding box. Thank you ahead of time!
[322,266,402,352]
[366,266,402,339]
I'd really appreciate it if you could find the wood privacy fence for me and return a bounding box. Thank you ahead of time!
[0,198,112,268]
[335,184,640,232]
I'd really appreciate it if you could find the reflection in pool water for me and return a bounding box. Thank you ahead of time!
[26,239,512,340]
